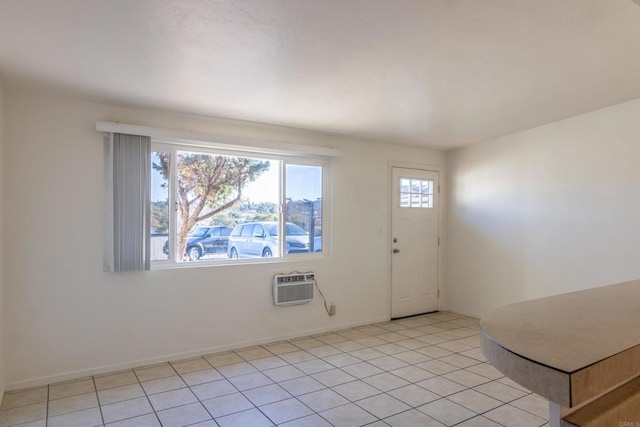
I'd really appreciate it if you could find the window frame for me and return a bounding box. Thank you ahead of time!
[151,140,330,269]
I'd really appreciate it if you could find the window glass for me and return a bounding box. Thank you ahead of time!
[240,224,254,237]
[150,152,170,261]
[285,164,322,253]
[399,177,433,209]
[150,145,325,265]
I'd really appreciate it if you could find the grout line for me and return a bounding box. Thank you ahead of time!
[91,377,105,427]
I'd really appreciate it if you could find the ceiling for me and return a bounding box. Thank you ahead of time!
[1,0,640,150]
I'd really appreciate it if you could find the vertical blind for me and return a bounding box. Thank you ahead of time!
[111,133,151,271]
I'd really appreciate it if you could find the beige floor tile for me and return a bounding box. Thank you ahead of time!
[384,408,445,427]
[242,384,292,406]
[215,408,273,427]
[106,413,161,427]
[416,376,467,397]
[354,336,387,347]
[390,365,436,382]
[278,376,325,396]
[297,388,349,412]
[170,357,211,374]
[278,413,332,427]
[235,346,274,361]
[328,340,366,352]
[455,416,503,427]
[141,376,186,395]
[348,348,387,361]
[415,359,460,375]
[0,387,47,410]
[473,381,528,403]
[319,403,377,427]
[0,402,47,426]
[156,402,212,427]
[49,378,96,400]
[443,370,492,388]
[440,354,483,368]
[248,356,288,371]
[393,350,432,364]
[148,387,197,412]
[294,359,335,375]
[180,368,224,386]
[98,383,145,406]
[484,404,547,427]
[47,407,102,427]
[361,372,409,392]
[388,384,440,407]
[447,389,502,413]
[262,365,305,383]
[496,376,531,392]
[279,350,317,364]
[48,391,99,417]
[367,356,409,371]
[416,346,454,358]
[94,371,138,391]
[217,362,258,378]
[340,362,384,379]
[227,372,273,391]
[314,333,349,345]
[466,363,504,380]
[134,364,176,382]
[263,342,299,355]
[460,348,487,362]
[190,379,237,400]
[204,352,243,368]
[259,397,313,424]
[373,343,406,355]
[510,394,549,418]
[395,339,427,350]
[332,380,381,401]
[437,340,474,352]
[290,337,325,350]
[201,392,253,418]
[306,345,342,358]
[312,369,357,387]
[356,393,410,418]
[322,353,361,368]
[101,396,153,424]
[418,398,476,426]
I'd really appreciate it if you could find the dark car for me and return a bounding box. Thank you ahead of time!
[163,226,233,261]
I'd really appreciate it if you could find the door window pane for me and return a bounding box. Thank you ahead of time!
[399,177,434,209]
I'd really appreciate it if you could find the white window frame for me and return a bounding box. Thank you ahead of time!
[151,140,331,269]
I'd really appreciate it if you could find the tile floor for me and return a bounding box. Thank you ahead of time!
[0,312,551,427]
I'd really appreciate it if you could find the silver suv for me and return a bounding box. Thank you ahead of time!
[227,222,320,258]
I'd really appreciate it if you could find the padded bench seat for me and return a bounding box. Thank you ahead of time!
[561,376,640,426]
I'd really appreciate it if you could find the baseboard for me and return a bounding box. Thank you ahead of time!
[5,316,390,392]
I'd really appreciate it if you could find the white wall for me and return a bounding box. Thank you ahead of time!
[445,98,640,318]
[0,83,5,401]
[3,89,445,389]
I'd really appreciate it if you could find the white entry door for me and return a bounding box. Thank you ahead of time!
[391,167,439,318]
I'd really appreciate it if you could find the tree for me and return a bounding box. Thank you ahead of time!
[151,201,169,234]
[154,153,270,259]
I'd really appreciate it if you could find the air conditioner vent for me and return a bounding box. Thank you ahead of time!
[273,273,315,305]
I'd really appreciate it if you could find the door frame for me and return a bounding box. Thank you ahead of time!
[387,161,444,318]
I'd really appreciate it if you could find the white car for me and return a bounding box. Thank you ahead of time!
[227,221,321,258]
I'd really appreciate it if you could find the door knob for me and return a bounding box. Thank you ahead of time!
[392,248,400,254]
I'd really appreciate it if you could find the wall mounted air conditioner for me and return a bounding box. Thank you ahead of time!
[273,273,315,306]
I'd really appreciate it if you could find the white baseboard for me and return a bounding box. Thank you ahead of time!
[5,316,390,391]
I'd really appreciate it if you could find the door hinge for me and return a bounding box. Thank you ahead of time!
[438,185,440,194]
[437,289,440,298]
[438,236,440,246]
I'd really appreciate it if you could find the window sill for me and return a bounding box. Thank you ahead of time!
[150,253,326,270]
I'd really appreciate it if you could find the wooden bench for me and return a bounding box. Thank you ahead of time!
[561,376,640,426]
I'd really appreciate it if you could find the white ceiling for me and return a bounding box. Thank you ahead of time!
[1,0,640,149]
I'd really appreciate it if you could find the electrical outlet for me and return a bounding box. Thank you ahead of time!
[329,303,336,316]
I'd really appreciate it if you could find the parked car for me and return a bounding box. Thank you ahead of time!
[227,222,321,258]
[163,226,233,261]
